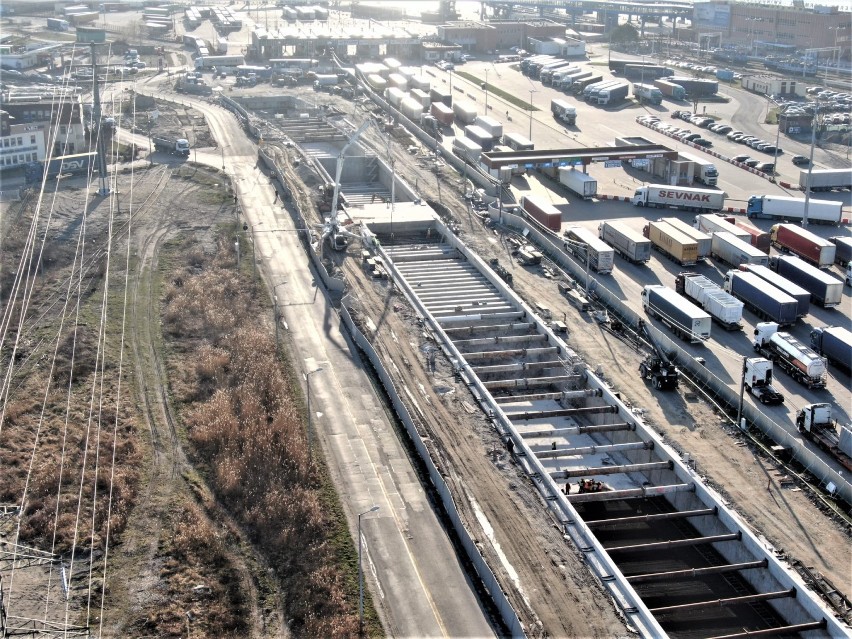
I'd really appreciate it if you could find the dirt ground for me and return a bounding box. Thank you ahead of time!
[0,148,290,637]
[307,93,851,633]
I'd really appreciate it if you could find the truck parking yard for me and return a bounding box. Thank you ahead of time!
[2,7,850,636]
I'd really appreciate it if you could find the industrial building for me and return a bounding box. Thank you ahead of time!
[436,19,567,54]
[694,1,850,60]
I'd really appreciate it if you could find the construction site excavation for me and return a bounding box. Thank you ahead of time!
[347,211,843,637]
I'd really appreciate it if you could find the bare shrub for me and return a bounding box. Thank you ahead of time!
[163,247,359,636]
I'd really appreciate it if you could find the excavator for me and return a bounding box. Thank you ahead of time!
[637,318,680,391]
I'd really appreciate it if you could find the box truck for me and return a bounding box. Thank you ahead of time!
[769,224,836,268]
[550,99,577,125]
[678,152,719,186]
[597,82,630,106]
[829,236,852,266]
[799,168,852,192]
[675,272,743,330]
[658,217,711,259]
[740,264,810,318]
[563,226,614,274]
[599,221,651,263]
[633,185,725,212]
[520,196,562,232]
[633,83,664,104]
[654,78,686,100]
[746,195,843,224]
[723,271,798,326]
[429,101,454,126]
[453,101,477,125]
[694,213,750,242]
[558,168,597,199]
[810,326,852,373]
[474,115,503,139]
[771,255,843,308]
[643,221,699,266]
[153,136,191,157]
[451,137,481,164]
[733,219,770,253]
[464,125,495,152]
[753,323,827,389]
[641,285,711,343]
[571,74,603,94]
[711,231,770,267]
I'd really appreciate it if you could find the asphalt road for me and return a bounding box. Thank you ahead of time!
[123,81,496,638]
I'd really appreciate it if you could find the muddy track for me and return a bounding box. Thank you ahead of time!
[103,166,275,638]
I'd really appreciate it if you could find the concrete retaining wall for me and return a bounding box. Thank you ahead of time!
[339,302,526,637]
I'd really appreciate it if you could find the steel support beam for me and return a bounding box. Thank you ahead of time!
[627,559,768,583]
[607,531,741,553]
[551,460,672,479]
[473,360,567,374]
[454,334,548,347]
[540,440,653,460]
[649,588,796,615]
[585,507,717,528]
[566,481,692,503]
[460,346,558,361]
[443,322,534,336]
[496,392,563,403]
[484,375,578,390]
[706,620,826,639]
[510,405,618,421]
[520,423,635,438]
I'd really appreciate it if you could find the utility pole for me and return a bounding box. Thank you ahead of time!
[90,42,110,196]
[736,356,747,430]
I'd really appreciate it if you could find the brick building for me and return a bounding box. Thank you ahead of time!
[436,20,566,54]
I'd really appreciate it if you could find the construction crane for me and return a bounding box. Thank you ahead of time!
[637,318,679,391]
[319,120,371,251]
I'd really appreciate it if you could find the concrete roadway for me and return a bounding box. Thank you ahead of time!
[425,60,851,479]
[123,81,495,638]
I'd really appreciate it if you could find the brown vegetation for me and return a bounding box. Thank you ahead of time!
[160,230,360,637]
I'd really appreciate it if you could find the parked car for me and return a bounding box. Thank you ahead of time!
[732,154,752,163]
[744,158,760,167]
[755,162,775,173]
[791,155,810,165]
[693,138,713,147]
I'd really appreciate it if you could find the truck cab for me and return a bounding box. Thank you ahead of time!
[752,321,779,349]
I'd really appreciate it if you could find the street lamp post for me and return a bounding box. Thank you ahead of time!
[358,505,380,637]
[483,68,489,111]
[220,145,226,171]
[304,366,323,459]
[528,89,536,140]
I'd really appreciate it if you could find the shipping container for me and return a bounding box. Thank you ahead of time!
[723,271,798,326]
[829,236,852,266]
[599,221,651,263]
[429,101,453,125]
[746,195,842,224]
[711,231,770,267]
[653,78,686,100]
[452,100,477,125]
[520,196,562,232]
[658,217,711,258]
[464,125,495,151]
[772,255,843,308]
[770,223,836,268]
[474,115,503,139]
[643,221,699,266]
[740,264,810,318]
[384,86,406,108]
[733,219,771,253]
[559,168,597,199]
[694,213,751,242]
[810,325,852,372]
[633,185,725,211]
[641,285,712,343]
[564,226,614,274]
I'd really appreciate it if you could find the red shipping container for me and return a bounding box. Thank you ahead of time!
[520,196,562,232]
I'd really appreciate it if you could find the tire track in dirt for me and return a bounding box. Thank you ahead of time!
[102,166,282,639]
